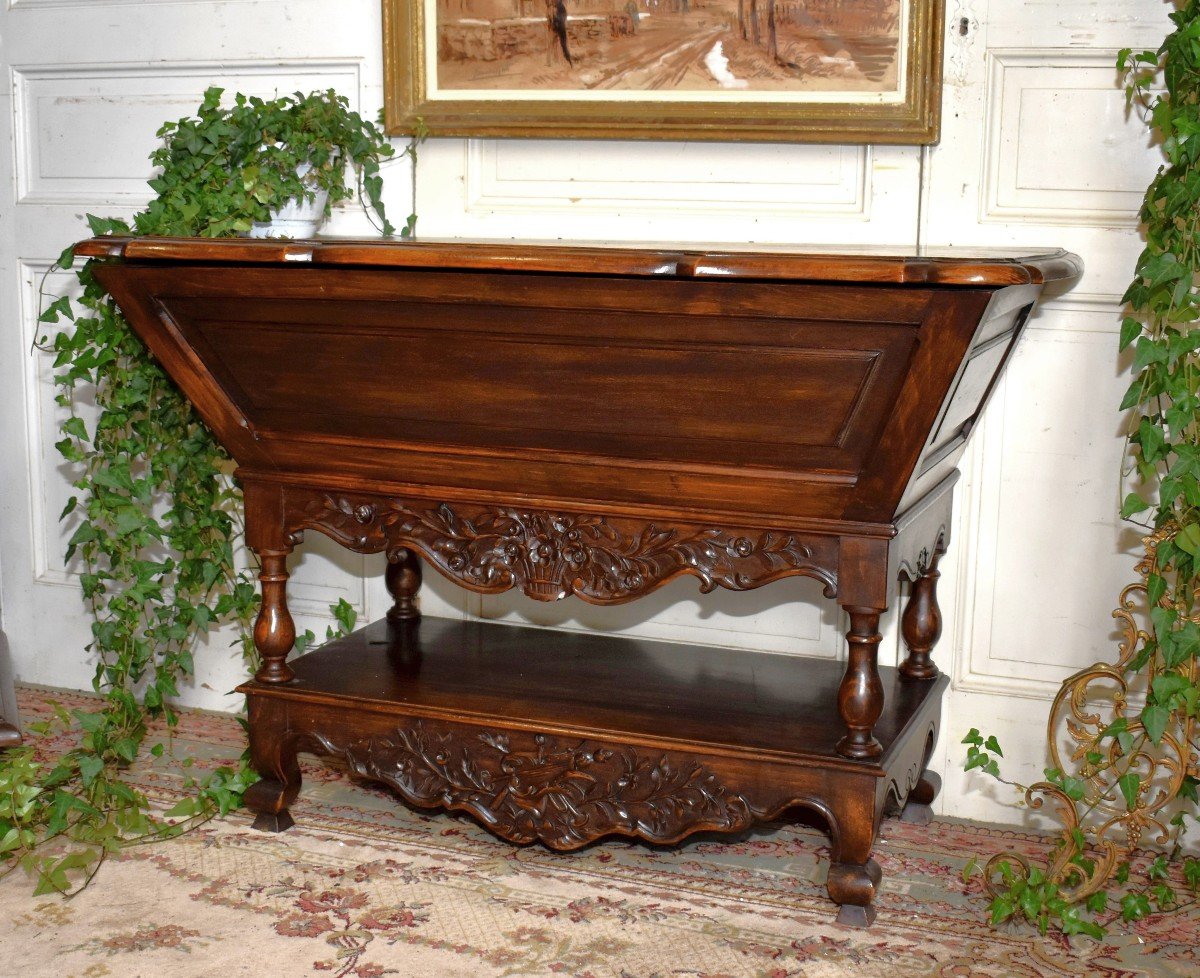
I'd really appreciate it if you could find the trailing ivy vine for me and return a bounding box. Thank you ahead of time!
[1,87,410,895]
[962,1,1200,936]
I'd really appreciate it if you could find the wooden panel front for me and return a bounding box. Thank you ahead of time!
[142,265,931,477]
[96,261,1007,522]
[172,299,916,473]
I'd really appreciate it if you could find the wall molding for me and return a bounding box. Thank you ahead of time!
[19,259,80,589]
[12,59,361,206]
[950,403,1073,700]
[462,139,872,220]
[10,0,262,7]
[1027,292,1122,332]
[950,312,1139,699]
[981,48,1157,228]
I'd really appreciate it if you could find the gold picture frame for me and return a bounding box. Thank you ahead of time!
[384,0,944,144]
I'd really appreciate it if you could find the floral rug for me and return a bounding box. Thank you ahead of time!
[2,685,1197,978]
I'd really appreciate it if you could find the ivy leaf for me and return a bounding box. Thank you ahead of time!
[990,893,1017,926]
[1120,316,1143,351]
[1184,857,1200,891]
[77,754,103,788]
[61,416,88,441]
[962,856,978,882]
[1148,855,1170,881]
[1118,772,1141,810]
[1100,717,1128,740]
[39,296,74,324]
[1120,892,1152,922]
[162,797,202,818]
[1151,673,1191,702]
[1121,492,1151,518]
[85,214,130,236]
[1061,776,1087,802]
[1139,419,1167,463]
[1142,704,1170,745]
[1133,336,1169,369]
[1176,522,1200,556]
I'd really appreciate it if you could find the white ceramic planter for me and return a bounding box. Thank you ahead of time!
[248,162,329,239]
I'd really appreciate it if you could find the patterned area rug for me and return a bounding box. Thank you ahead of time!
[2,685,1198,978]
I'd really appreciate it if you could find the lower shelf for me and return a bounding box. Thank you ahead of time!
[245,615,940,767]
[238,615,948,927]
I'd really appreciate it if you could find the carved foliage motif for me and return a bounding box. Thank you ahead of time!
[292,493,836,604]
[310,722,754,850]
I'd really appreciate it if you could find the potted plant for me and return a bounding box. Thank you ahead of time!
[0,86,415,895]
[140,86,402,238]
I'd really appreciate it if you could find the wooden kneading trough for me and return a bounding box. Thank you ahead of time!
[75,234,1082,927]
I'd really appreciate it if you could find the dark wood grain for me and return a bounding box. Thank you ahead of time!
[84,236,1080,928]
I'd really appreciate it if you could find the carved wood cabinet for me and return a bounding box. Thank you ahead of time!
[77,235,1081,927]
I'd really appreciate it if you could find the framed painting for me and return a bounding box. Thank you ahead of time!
[383,0,944,143]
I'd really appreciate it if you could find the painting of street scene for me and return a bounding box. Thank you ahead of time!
[433,0,903,95]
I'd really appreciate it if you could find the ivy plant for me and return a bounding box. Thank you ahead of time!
[0,87,411,895]
[142,86,402,237]
[963,0,1200,936]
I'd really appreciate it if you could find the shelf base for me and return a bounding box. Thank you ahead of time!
[239,616,947,926]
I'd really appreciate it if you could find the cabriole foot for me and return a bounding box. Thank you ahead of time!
[835,902,877,928]
[827,858,882,928]
[900,769,941,825]
[245,776,297,833]
[251,809,295,833]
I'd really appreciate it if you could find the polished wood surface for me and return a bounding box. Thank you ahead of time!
[82,235,1081,928]
[247,617,938,765]
[75,234,1082,285]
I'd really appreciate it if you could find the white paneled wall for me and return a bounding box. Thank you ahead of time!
[12,63,363,206]
[924,2,1170,814]
[0,0,1170,825]
[419,139,921,243]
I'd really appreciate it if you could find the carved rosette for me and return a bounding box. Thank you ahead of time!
[288,492,837,604]
[308,722,754,850]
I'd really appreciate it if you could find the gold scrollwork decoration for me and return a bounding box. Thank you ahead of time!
[985,527,1198,904]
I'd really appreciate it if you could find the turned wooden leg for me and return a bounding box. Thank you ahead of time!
[244,698,301,833]
[900,769,942,826]
[827,790,883,928]
[254,548,296,685]
[900,553,942,681]
[386,547,422,623]
[836,607,884,760]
